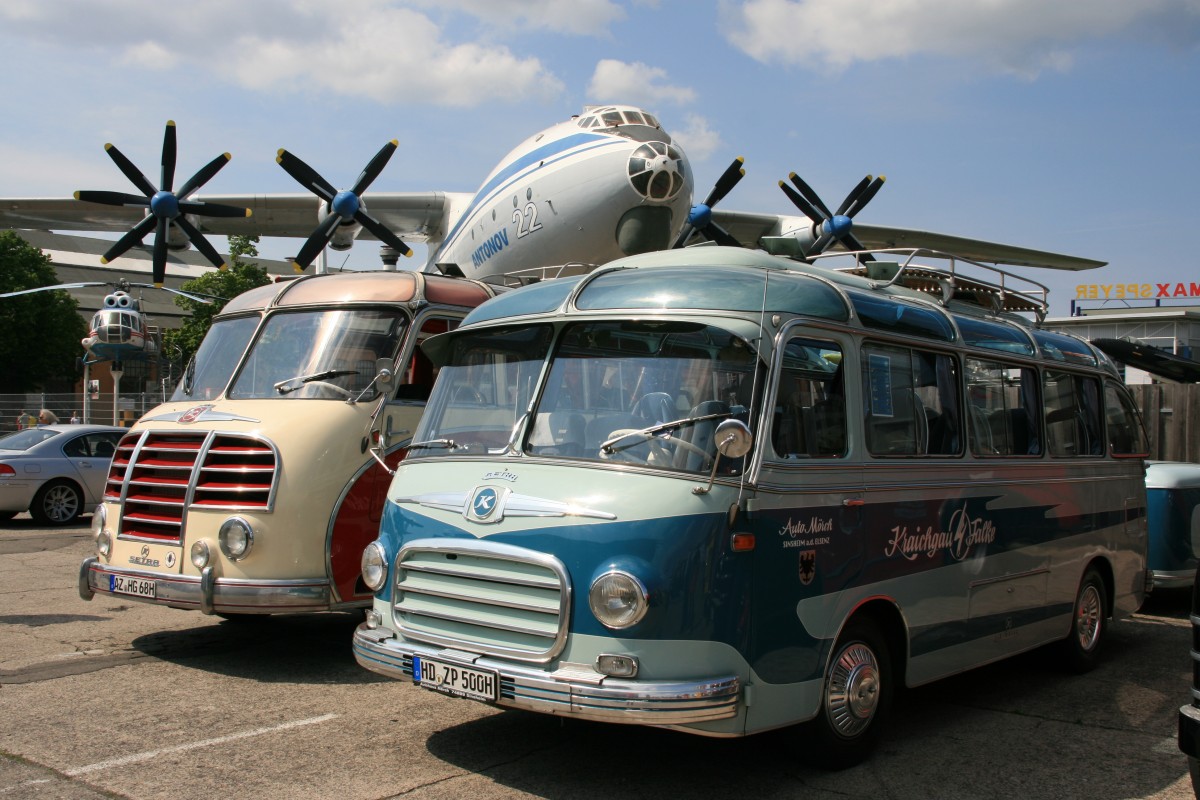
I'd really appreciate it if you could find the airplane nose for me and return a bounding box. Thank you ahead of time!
[627,142,686,201]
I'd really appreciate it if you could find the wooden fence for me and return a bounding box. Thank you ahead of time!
[1131,383,1200,462]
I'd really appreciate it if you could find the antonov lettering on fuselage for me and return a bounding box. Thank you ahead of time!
[0,104,1107,283]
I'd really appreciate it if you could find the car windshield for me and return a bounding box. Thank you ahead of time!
[228,308,408,400]
[412,320,759,475]
[0,428,61,451]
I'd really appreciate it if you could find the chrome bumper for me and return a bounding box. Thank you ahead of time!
[1153,567,1196,590]
[79,557,357,614]
[352,624,741,727]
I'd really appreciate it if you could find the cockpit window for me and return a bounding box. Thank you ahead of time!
[623,111,646,125]
[602,111,623,127]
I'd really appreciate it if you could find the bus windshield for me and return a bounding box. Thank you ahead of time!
[227,308,408,401]
[171,315,260,402]
[412,320,759,474]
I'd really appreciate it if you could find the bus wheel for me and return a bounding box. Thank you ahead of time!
[1057,567,1107,673]
[810,618,892,769]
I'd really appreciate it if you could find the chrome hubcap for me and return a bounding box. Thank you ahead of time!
[1075,584,1102,651]
[826,641,880,738]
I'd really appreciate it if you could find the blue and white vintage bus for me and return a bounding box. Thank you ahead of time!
[352,247,1150,766]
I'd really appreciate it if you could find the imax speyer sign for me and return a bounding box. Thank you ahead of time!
[1076,282,1200,300]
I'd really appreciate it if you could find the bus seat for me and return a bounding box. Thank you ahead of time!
[968,404,996,454]
[529,412,586,457]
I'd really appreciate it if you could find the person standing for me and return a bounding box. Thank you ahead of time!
[70,410,80,424]
[37,409,58,426]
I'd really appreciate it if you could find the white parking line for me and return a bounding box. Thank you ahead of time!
[65,713,338,776]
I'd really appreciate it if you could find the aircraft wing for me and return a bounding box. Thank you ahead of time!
[0,192,471,245]
[710,210,1106,271]
[1091,338,1200,383]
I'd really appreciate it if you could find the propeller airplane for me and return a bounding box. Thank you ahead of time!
[0,105,1106,288]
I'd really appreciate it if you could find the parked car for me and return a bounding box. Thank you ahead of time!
[1146,462,1200,589]
[0,424,124,525]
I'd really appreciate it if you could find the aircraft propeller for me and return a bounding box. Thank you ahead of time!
[778,172,885,259]
[74,120,251,287]
[275,140,414,271]
[671,156,746,249]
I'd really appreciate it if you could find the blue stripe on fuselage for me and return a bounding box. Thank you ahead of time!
[430,131,628,268]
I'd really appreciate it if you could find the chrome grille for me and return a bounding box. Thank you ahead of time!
[392,540,571,663]
[105,430,278,543]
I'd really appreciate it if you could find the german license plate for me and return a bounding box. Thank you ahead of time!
[413,656,497,702]
[110,574,156,599]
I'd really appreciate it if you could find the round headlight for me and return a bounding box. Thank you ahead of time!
[96,530,112,559]
[91,504,107,538]
[190,539,211,569]
[589,570,649,629]
[218,517,254,561]
[361,541,387,592]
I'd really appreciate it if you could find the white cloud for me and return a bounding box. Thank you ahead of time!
[719,0,1200,76]
[587,59,697,109]
[672,114,723,162]
[0,0,565,107]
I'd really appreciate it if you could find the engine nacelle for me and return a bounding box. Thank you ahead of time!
[318,200,363,252]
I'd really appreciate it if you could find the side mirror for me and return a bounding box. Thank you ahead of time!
[374,357,394,387]
[695,419,753,495]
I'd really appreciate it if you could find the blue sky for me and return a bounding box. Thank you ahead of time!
[1,0,1197,315]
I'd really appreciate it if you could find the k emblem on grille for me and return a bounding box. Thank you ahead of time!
[466,486,505,523]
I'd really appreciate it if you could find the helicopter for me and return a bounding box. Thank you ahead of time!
[0,279,212,365]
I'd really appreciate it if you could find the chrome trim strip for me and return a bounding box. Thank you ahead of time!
[352,628,741,726]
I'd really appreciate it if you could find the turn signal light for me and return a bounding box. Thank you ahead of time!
[730,533,756,552]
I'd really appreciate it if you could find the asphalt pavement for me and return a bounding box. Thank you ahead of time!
[0,512,1194,799]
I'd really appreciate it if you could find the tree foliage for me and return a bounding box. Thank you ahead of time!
[162,235,272,368]
[0,232,88,391]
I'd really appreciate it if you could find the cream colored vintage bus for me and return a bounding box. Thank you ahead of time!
[80,270,496,616]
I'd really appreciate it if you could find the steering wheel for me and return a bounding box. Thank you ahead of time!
[452,385,485,404]
[631,392,675,425]
[304,380,353,399]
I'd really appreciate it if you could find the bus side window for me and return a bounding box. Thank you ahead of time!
[770,337,845,459]
[1104,382,1148,457]
[966,360,1040,456]
[863,344,960,457]
[1044,370,1103,457]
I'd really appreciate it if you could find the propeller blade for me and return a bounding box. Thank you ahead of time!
[74,190,149,208]
[670,222,696,249]
[105,143,156,197]
[844,175,885,219]
[100,215,157,263]
[779,181,824,225]
[834,175,872,217]
[703,156,745,208]
[350,139,399,196]
[151,217,169,286]
[178,200,251,219]
[292,214,343,269]
[702,222,741,248]
[176,152,232,199]
[276,149,337,202]
[161,120,177,192]
[175,215,228,270]
[354,210,413,257]
[788,173,832,219]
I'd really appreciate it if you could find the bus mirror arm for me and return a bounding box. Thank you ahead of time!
[693,420,753,496]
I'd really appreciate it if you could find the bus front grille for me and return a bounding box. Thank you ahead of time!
[391,540,571,663]
[105,431,278,543]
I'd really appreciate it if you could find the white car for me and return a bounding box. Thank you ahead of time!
[0,424,125,525]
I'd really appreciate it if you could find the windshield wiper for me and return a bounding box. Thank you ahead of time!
[274,369,359,396]
[408,438,461,451]
[600,408,737,455]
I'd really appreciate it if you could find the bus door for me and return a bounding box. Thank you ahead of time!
[328,313,460,604]
[747,330,865,705]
